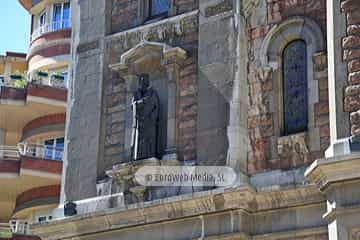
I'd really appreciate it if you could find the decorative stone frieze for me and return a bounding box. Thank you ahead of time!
[278,133,310,168]
[31,184,325,240]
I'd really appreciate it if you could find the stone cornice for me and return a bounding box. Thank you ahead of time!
[30,184,324,240]
[305,153,360,191]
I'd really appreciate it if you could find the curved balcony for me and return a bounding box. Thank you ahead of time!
[13,185,60,217]
[0,143,63,177]
[22,114,66,141]
[0,144,62,220]
[19,143,63,162]
[0,146,20,177]
[31,20,71,42]
[0,145,20,160]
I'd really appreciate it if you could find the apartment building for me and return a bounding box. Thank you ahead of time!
[0,0,71,238]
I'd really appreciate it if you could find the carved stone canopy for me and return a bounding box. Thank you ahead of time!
[109,40,187,77]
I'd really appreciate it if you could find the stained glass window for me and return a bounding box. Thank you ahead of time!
[150,0,168,17]
[283,40,308,135]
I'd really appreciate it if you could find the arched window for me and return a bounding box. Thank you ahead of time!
[283,40,308,135]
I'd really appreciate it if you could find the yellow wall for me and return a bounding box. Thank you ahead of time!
[0,55,28,81]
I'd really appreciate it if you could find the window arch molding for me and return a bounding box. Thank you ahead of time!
[258,17,325,150]
[259,17,324,69]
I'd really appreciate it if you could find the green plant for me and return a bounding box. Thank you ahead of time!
[0,232,12,238]
[13,78,27,88]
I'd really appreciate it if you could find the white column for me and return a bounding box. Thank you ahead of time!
[4,61,12,85]
[0,129,6,158]
[327,0,349,144]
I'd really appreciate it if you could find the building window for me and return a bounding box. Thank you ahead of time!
[44,137,64,161]
[52,2,70,31]
[149,0,168,18]
[283,40,308,135]
[38,10,47,34]
[62,71,68,87]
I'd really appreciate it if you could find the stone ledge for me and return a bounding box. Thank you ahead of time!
[30,184,324,240]
[305,152,360,190]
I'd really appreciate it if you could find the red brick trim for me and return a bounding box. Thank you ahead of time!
[6,52,27,58]
[0,160,20,174]
[18,0,32,11]
[2,235,41,240]
[28,43,71,64]
[23,114,66,137]
[16,185,60,208]
[0,86,26,101]
[20,157,62,175]
[27,83,67,102]
[30,29,71,47]
[0,84,67,104]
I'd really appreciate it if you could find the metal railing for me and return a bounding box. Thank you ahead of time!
[9,220,29,235]
[0,144,63,161]
[18,143,64,161]
[0,222,11,233]
[0,145,20,160]
[31,20,71,41]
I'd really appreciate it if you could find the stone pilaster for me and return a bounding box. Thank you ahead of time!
[60,0,109,203]
[326,0,350,156]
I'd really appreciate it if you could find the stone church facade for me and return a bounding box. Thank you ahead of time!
[30,0,360,239]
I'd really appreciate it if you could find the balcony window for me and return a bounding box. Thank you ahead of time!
[44,137,64,161]
[62,71,68,87]
[52,2,70,31]
[39,10,47,33]
[149,0,168,18]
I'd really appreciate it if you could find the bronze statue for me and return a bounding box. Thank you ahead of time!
[131,74,160,160]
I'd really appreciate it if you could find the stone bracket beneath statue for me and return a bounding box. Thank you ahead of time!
[106,155,182,202]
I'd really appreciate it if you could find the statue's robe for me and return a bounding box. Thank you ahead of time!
[131,87,160,160]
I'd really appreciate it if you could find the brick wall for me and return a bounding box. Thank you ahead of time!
[111,0,138,33]
[342,0,360,137]
[247,0,328,174]
[110,0,198,33]
[175,0,198,15]
[267,0,326,28]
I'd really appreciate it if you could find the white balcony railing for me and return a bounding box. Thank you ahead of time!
[0,145,20,160]
[18,143,64,161]
[31,20,71,41]
[0,222,11,233]
[9,220,29,235]
[0,144,63,161]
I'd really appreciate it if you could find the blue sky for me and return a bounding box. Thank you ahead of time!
[0,1,30,55]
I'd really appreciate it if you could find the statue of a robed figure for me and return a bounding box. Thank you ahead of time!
[131,74,160,161]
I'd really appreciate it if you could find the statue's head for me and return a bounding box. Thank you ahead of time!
[138,74,150,91]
